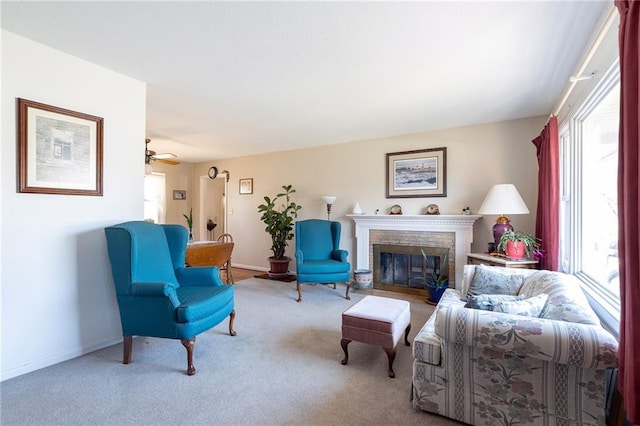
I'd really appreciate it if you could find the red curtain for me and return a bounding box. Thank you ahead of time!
[616,0,640,423]
[531,116,559,271]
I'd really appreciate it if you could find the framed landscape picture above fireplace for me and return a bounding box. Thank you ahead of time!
[386,147,446,198]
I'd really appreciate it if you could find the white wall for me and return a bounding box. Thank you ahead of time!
[1,31,146,380]
[194,115,547,272]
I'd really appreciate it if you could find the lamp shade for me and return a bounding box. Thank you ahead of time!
[321,196,336,204]
[477,184,529,215]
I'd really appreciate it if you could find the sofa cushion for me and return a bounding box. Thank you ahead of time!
[519,271,601,325]
[493,293,548,317]
[466,264,525,297]
[464,294,524,311]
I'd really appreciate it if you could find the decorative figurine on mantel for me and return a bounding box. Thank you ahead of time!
[389,204,403,215]
[462,206,471,215]
[425,204,440,215]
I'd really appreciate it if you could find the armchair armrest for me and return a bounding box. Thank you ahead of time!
[331,249,348,262]
[175,266,224,287]
[130,282,180,307]
[295,250,304,264]
[435,306,618,369]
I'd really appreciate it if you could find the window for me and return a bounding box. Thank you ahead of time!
[580,84,619,297]
[144,172,166,224]
[51,128,73,161]
[561,63,620,317]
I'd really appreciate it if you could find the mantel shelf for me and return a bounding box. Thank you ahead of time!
[346,214,482,226]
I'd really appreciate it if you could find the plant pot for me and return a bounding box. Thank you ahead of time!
[353,269,373,289]
[426,284,449,305]
[268,256,291,278]
[505,241,525,259]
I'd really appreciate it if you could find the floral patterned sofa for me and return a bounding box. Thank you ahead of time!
[412,264,618,426]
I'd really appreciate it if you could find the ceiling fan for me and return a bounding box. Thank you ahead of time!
[145,138,179,172]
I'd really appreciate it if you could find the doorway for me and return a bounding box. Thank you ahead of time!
[199,174,228,241]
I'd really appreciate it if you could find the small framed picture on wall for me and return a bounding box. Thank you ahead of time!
[173,190,186,200]
[239,178,253,195]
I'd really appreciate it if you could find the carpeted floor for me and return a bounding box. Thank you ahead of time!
[1,278,457,426]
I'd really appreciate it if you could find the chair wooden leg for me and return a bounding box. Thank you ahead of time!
[345,282,351,300]
[181,337,196,376]
[227,260,234,284]
[296,282,303,302]
[333,283,337,289]
[123,336,132,364]
[229,309,237,336]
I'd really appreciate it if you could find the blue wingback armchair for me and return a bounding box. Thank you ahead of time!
[294,219,351,302]
[104,221,236,375]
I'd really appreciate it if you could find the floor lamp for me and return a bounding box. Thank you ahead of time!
[321,196,336,220]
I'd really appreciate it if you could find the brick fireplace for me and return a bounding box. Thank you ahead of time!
[347,214,481,290]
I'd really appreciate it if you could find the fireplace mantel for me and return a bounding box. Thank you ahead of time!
[347,214,481,289]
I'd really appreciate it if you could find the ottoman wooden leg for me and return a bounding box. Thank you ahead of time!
[404,323,411,346]
[384,347,396,378]
[340,339,351,365]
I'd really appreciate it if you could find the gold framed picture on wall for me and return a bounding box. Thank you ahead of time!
[386,147,447,198]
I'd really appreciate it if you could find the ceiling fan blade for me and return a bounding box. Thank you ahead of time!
[156,159,180,166]
[145,139,179,166]
[152,152,177,160]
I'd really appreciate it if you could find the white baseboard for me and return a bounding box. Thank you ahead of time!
[232,263,268,272]
[1,337,122,382]
[232,263,298,274]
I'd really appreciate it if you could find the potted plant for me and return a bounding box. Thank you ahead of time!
[257,185,302,277]
[421,248,449,304]
[498,230,540,259]
[183,207,194,242]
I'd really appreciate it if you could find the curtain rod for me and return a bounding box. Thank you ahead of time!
[551,5,617,118]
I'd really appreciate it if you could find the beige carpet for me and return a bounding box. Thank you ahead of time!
[1,278,458,425]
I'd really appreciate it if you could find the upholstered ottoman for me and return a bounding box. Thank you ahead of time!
[340,295,411,378]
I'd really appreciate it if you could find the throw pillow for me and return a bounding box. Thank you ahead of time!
[493,294,549,317]
[464,294,524,311]
[520,271,601,325]
[467,265,525,296]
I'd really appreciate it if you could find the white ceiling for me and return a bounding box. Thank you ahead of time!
[1,1,610,163]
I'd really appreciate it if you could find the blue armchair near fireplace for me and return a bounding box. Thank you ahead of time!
[294,219,351,302]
